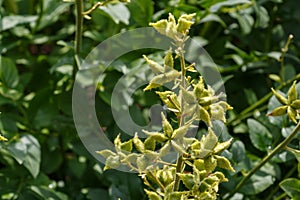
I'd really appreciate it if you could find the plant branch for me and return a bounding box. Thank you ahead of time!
[74,0,83,71]
[279,34,294,83]
[225,121,300,199]
[173,43,187,192]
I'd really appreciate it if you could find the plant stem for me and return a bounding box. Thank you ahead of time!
[74,0,83,72]
[265,164,297,200]
[173,42,187,191]
[279,34,294,83]
[225,121,300,199]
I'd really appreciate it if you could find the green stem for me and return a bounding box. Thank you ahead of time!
[265,164,297,200]
[279,34,294,83]
[74,0,83,72]
[173,43,187,192]
[225,121,300,199]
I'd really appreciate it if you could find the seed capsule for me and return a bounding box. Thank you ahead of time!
[267,105,288,116]
[271,88,288,105]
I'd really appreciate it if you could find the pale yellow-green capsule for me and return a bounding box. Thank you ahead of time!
[287,106,298,124]
[291,99,300,109]
[267,105,288,116]
[288,81,298,104]
[271,88,288,105]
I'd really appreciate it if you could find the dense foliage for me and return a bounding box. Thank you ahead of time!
[0,0,300,199]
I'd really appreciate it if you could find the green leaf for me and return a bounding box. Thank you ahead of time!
[87,188,109,200]
[280,178,300,199]
[22,135,41,178]
[203,128,218,151]
[215,155,235,172]
[29,185,68,200]
[0,57,19,88]
[247,119,272,151]
[100,3,130,25]
[240,174,274,195]
[127,0,153,26]
[0,15,37,31]
[178,173,194,190]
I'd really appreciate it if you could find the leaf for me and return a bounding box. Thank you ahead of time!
[279,178,300,199]
[29,185,68,200]
[178,173,194,190]
[21,135,41,178]
[127,0,153,26]
[215,155,235,172]
[203,128,218,151]
[0,57,19,88]
[100,3,130,25]
[87,188,110,200]
[240,174,274,195]
[145,190,162,200]
[0,15,38,31]
[247,119,272,151]
[6,141,27,164]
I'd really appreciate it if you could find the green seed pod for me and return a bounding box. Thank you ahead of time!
[143,55,164,73]
[271,88,288,105]
[287,106,298,124]
[267,105,288,116]
[288,81,298,103]
[161,112,173,138]
[133,133,145,153]
[291,99,300,109]
[215,155,235,172]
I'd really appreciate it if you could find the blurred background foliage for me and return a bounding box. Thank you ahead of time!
[0,0,299,199]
